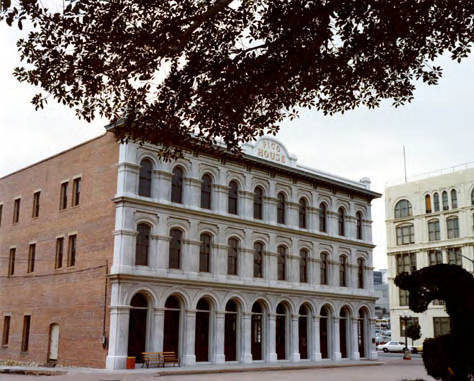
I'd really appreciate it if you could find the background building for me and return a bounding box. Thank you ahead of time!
[1,132,381,368]
[373,270,389,319]
[385,166,474,345]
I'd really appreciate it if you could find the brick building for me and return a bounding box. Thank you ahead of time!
[1,131,380,369]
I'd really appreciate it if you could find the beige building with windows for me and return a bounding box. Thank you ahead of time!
[385,166,474,344]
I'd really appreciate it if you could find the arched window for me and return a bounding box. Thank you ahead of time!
[425,194,432,214]
[320,252,328,285]
[447,217,459,239]
[227,237,239,275]
[300,249,308,283]
[451,189,458,209]
[299,198,307,228]
[339,255,347,287]
[199,233,211,272]
[201,174,212,209]
[277,192,286,224]
[356,211,363,239]
[169,228,182,269]
[471,189,474,206]
[228,181,239,215]
[253,187,264,220]
[277,245,286,281]
[135,223,150,266]
[224,299,239,361]
[442,191,449,211]
[338,207,345,236]
[394,199,412,218]
[171,167,184,204]
[138,159,153,197]
[319,203,327,232]
[433,192,440,212]
[253,242,264,278]
[128,293,148,361]
[357,258,364,289]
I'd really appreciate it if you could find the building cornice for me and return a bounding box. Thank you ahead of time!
[112,195,376,249]
[107,273,378,302]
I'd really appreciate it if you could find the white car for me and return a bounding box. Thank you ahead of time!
[376,341,416,353]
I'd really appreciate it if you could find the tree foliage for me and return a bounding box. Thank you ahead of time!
[2,0,474,157]
[406,320,421,344]
[395,264,474,381]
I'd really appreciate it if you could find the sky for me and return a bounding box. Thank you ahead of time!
[1,22,474,270]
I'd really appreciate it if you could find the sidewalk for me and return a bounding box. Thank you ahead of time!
[0,359,383,378]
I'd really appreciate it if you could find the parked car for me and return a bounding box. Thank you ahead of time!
[375,335,391,345]
[376,341,417,353]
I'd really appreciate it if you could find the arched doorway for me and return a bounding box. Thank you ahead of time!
[48,323,60,362]
[320,305,330,359]
[195,298,211,362]
[339,306,350,359]
[163,295,181,357]
[128,293,149,363]
[224,300,239,361]
[358,308,368,358]
[299,304,310,360]
[276,302,289,360]
[251,301,265,360]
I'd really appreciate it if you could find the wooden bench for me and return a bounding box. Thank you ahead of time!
[162,351,179,367]
[142,352,163,368]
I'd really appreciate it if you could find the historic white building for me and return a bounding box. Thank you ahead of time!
[106,136,381,369]
[385,166,474,345]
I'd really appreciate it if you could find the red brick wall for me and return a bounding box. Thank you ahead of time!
[0,132,119,367]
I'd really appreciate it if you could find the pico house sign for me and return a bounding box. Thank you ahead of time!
[243,137,297,167]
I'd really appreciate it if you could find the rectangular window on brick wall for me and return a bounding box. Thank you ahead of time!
[55,238,64,269]
[27,244,36,273]
[399,289,409,306]
[72,178,81,206]
[13,198,20,224]
[428,250,443,266]
[21,315,30,352]
[447,217,459,239]
[396,253,417,274]
[59,182,68,210]
[433,317,451,338]
[2,316,10,346]
[67,235,77,267]
[8,248,15,276]
[32,191,40,218]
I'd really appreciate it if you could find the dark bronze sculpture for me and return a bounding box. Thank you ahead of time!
[395,264,474,381]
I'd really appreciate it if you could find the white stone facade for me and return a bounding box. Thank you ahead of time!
[385,167,474,345]
[106,137,380,369]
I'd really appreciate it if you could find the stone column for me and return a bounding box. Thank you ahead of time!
[267,314,277,362]
[155,167,172,202]
[151,308,165,352]
[332,317,341,360]
[241,190,253,219]
[182,310,196,366]
[183,220,199,274]
[242,313,253,363]
[290,315,300,361]
[106,306,130,369]
[311,315,322,361]
[369,318,378,359]
[214,184,227,214]
[215,311,226,363]
[351,318,360,360]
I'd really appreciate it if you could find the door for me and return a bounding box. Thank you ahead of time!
[195,311,210,361]
[276,314,286,360]
[48,324,59,361]
[224,312,237,361]
[251,314,262,360]
[340,317,347,358]
[299,316,308,359]
[320,317,328,359]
